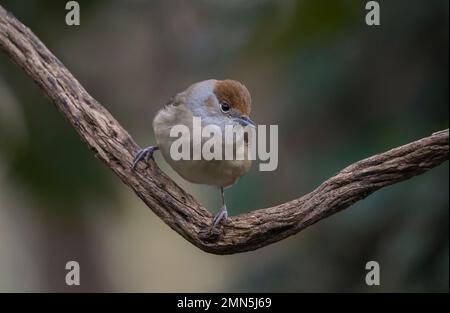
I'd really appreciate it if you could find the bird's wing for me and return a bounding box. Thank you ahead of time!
[164,92,185,108]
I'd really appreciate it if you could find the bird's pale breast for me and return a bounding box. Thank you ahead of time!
[153,103,252,187]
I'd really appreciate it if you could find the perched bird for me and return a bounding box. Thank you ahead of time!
[133,79,255,226]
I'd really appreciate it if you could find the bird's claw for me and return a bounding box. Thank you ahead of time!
[133,146,159,169]
[213,205,228,226]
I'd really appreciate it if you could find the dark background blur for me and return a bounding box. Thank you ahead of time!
[0,0,448,292]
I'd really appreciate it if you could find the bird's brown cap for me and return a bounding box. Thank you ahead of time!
[213,80,252,116]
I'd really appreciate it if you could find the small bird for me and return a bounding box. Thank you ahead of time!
[133,79,255,226]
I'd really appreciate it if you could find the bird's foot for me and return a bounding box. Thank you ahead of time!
[213,205,228,226]
[133,146,159,169]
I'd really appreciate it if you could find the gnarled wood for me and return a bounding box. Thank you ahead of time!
[0,5,448,254]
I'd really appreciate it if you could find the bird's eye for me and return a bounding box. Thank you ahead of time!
[220,102,230,113]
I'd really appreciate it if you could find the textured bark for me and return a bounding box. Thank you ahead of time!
[1,5,448,254]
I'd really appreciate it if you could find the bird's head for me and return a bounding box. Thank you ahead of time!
[184,79,255,128]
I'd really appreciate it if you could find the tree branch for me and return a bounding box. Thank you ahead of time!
[1,5,448,255]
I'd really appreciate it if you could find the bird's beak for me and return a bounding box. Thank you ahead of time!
[236,116,256,128]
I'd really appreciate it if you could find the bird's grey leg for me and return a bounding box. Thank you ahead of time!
[213,186,228,226]
[132,146,159,169]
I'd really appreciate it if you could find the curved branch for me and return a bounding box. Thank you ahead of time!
[1,5,448,255]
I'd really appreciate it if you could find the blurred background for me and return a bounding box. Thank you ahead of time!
[0,0,448,292]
